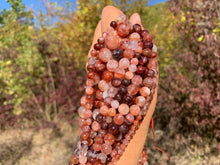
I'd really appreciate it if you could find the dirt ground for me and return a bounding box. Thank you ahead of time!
[0,121,219,165]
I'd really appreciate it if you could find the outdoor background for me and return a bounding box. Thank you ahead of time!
[0,0,219,164]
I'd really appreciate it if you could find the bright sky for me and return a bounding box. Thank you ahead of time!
[1,0,168,12]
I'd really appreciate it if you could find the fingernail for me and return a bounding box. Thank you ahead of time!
[134,13,141,23]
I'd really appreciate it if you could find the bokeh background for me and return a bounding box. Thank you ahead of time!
[0,0,219,164]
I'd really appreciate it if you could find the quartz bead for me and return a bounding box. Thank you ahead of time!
[127,84,139,95]
[135,96,146,107]
[136,65,145,74]
[110,21,117,29]
[139,87,150,97]
[104,133,115,145]
[106,35,120,50]
[113,49,123,60]
[152,44,157,52]
[108,87,118,98]
[98,37,105,44]
[119,123,129,134]
[108,108,116,117]
[123,95,134,106]
[114,68,125,78]
[128,64,137,72]
[143,41,153,49]
[98,80,109,91]
[128,40,138,50]
[93,143,101,152]
[100,105,109,116]
[121,79,131,86]
[78,106,86,118]
[133,24,142,33]
[130,105,140,116]
[119,58,130,69]
[125,71,134,79]
[111,78,121,87]
[99,48,112,63]
[102,70,114,82]
[85,86,94,95]
[142,48,152,58]
[129,32,140,41]
[94,136,104,144]
[94,43,101,50]
[123,49,134,59]
[107,60,118,72]
[95,61,106,72]
[101,143,112,155]
[118,104,129,115]
[126,113,134,123]
[114,114,125,125]
[108,123,119,135]
[92,121,101,131]
[143,33,152,41]
[117,22,131,37]
[143,77,155,88]
[111,100,119,109]
[132,75,143,86]
[114,93,122,102]
[96,90,103,100]
[131,58,139,65]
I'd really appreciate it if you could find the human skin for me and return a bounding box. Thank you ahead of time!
[87,6,158,165]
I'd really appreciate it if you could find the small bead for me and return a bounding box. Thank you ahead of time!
[100,105,109,116]
[132,75,143,86]
[126,113,134,123]
[108,108,116,117]
[139,87,150,97]
[119,58,130,69]
[130,105,140,116]
[143,41,153,49]
[133,24,142,33]
[129,32,140,41]
[119,123,129,134]
[110,21,117,29]
[114,114,125,125]
[92,121,101,131]
[143,33,153,41]
[123,94,134,106]
[98,37,105,44]
[114,68,125,79]
[98,80,109,91]
[113,49,123,60]
[104,133,115,145]
[141,29,149,37]
[128,64,137,72]
[108,123,118,135]
[136,65,145,74]
[114,93,122,102]
[106,35,120,50]
[102,70,114,82]
[123,49,134,59]
[107,60,118,72]
[125,71,134,79]
[121,79,131,86]
[142,48,152,58]
[117,22,131,37]
[118,104,129,115]
[101,143,112,155]
[127,84,139,95]
[94,43,101,50]
[131,58,139,65]
[111,100,119,109]
[99,48,112,62]
[111,78,121,87]
[135,96,146,107]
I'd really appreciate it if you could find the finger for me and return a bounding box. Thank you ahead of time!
[129,13,144,29]
[88,20,102,59]
[101,5,124,32]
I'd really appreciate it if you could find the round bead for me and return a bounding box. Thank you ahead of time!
[106,35,120,50]
[130,105,140,116]
[121,79,131,86]
[101,143,112,155]
[107,60,118,72]
[143,41,153,49]
[128,64,137,72]
[119,58,130,69]
[100,105,109,116]
[118,104,129,115]
[132,75,143,86]
[114,114,125,125]
[102,70,114,82]
[92,121,101,131]
[127,84,139,95]
[113,49,123,60]
[104,133,115,145]
[85,86,94,95]
[111,100,119,109]
[133,24,142,33]
[123,49,134,59]
[110,21,117,29]
[108,108,116,117]
[126,113,134,123]
[98,37,105,44]
[99,48,112,62]
[119,123,129,134]
[111,78,121,87]
[114,68,125,78]
[129,32,140,41]
[94,43,101,50]
[123,95,134,106]
[98,80,109,91]
[117,22,130,37]
[139,87,150,97]
[125,71,134,79]
[135,96,146,107]
[131,58,139,65]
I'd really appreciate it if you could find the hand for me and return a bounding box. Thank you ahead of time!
[88,6,158,165]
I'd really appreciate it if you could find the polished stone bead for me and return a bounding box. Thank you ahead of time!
[99,48,113,62]
[114,114,125,125]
